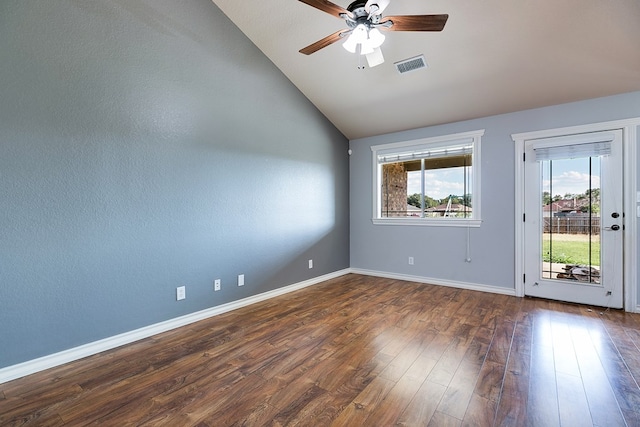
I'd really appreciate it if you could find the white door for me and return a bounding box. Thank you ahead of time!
[523,130,624,308]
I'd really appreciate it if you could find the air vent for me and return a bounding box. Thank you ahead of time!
[394,55,428,74]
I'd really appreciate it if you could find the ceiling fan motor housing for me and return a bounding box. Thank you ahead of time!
[344,1,382,28]
[347,0,368,13]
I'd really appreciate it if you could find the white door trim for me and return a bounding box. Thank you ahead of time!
[513,118,640,312]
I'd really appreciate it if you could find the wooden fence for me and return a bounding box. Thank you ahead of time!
[543,217,600,235]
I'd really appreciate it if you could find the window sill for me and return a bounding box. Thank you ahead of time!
[372,218,482,228]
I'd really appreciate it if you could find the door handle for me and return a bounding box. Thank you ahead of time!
[605,224,621,231]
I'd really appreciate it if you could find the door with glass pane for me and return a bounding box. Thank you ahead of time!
[523,130,623,308]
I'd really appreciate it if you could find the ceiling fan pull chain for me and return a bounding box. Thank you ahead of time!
[357,45,365,69]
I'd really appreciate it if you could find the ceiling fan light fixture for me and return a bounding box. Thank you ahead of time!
[343,24,384,55]
[368,28,385,48]
[352,24,368,42]
[360,41,375,55]
[343,24,367,53]
[342,34,358,53]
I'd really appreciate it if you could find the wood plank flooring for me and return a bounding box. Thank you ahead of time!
[2,274,640,426]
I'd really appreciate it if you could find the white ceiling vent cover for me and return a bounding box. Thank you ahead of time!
[394,55,428,74]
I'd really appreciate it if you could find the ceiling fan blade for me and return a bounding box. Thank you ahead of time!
[365,0,390,17]
[381,14,448,32]
[366,47,385,67]
[299,29,346,55]
[297,0,350,19]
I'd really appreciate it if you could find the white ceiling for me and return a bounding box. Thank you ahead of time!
[211,0,640,140]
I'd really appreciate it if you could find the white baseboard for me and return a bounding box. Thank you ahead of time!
[0,269,350,385]
[350,268,517,296]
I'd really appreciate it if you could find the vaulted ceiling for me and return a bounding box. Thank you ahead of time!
[211,0,640,140]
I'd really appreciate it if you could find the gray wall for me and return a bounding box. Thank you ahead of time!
[350,91,640,296]
[0,0,349,368]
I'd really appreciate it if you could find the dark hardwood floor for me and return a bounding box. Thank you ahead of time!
[2,274,640,426]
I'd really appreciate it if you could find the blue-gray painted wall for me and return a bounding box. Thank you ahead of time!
[350,91,640,296]
[0,0,349,368]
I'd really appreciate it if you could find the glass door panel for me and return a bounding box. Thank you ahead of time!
[540,157,602,285]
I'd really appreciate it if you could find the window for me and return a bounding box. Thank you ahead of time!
[371,130,483,227]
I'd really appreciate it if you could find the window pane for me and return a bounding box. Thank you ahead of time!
[382,155,472,219]
[381,162,409,217]
[423,162,472,218]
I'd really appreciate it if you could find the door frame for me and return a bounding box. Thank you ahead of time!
[513,118,640,312]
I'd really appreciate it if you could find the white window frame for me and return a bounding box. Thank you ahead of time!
[371,129,484,227]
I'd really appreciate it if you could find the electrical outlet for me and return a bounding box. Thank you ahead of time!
[176,286,186,301]
[238,274,244,287]
[408,257,414,265]
[308,259,313,269]
[214,279,221,291]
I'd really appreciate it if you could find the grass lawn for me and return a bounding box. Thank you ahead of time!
[542,233,600,266]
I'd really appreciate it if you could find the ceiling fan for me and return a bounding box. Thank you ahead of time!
[298,0,448,68]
